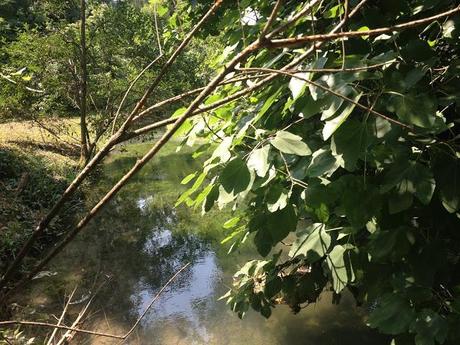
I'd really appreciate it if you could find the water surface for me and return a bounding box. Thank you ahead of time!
[16,143,389,345]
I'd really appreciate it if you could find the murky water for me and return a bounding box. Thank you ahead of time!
[14,143,389,344]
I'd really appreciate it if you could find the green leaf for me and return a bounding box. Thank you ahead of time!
[324,4,344,18]
[267,205,297,243]
[433,151,460,213]
[388,192,414,214]
[289,72,309,99]
[326,245,354,293]
[220,158,251,194]
[289,224,331,261]
[266,185,289,213]
[332,119,373,171]
[180,172,197,185]
[255,88,282,122]
[264,276,282,298]
[254,229,273,257]
[176,172,207,207]
[382,161,436,206]
[207,136,233,164]
[247,145,270,177]
[253,205,297,257]
[203,184,219,213]
[306,148,340,177]
[393,93,437,128]
[323,92,363,140]
[270,130,311,156]
[368,294,415,335]
[224,216,241,229]
[411,309,448,345]
[358,26,370,40]
[221,226,245,244]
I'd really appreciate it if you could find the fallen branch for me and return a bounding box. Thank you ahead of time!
[0,263,191,343]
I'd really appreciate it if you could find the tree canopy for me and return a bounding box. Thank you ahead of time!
[1,1,460,344]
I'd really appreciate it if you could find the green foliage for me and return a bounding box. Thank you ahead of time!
[0,147,81,270]
[177,1,460,344]
[0,0,216,127]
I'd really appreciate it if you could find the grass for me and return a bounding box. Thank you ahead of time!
[0,118,81,174]
[0,118,83,275]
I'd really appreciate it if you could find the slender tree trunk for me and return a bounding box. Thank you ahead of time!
[79,0,89,164]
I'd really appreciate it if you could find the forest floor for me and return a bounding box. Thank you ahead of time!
[0,118,84,281]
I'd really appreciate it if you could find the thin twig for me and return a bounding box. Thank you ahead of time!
[153,1,163,55]
[237,0,248,47]
[119,263,191,344]
[46,286,78,345]
[261,0,284,38]
[340,0,349,70]
[55,278,109,345]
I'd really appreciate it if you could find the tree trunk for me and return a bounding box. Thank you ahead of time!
[79,0,89,165]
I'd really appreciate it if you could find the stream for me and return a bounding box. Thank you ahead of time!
[14,142,389,345]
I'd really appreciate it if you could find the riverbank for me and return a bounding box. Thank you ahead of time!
[0,119,83,285]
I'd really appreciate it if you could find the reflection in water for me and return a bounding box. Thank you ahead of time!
[13,144,389,345]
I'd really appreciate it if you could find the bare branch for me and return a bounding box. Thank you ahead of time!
[269,5,460,48]
[111,54,164,136]
[261,0,284,38]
